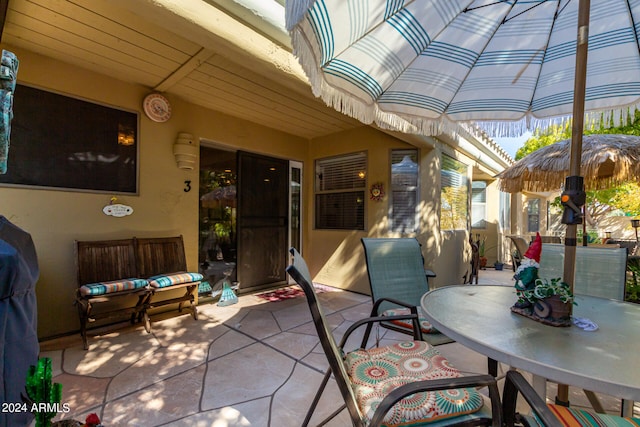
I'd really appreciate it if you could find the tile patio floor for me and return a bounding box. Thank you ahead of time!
[38,267,631,426]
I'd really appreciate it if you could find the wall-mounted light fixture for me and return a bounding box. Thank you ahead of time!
[173,132,198,170]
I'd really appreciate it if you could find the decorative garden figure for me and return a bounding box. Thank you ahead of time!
[513,233,542,309]
[511,233,574,326]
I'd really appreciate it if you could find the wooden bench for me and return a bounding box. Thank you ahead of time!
[74,235,202,350]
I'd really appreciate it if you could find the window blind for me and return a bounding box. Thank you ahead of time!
[315,152,366,230]
[391,150,418,233]
[471,181,487,229]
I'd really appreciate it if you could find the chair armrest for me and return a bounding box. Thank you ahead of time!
[370,374,502,427]
[503,371,563,427]
[370,296,418,316]
[368,296,423,339]
[339,311,424,349]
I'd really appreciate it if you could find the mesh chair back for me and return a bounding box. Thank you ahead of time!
[361,238,429,313]
[285,248,364,425]
[538,243,627,300]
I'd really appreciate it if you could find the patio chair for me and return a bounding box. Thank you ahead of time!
[538,243,627,300]
[286,247,502,427]
[361,238,439,336]
[507,236,530,271]
[538,243,630,412]
[503,370,640,427]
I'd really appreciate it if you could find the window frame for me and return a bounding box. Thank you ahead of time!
[471,181,487,229]
[314,151,367,230]
[390,149,419,233]
[0,84,139,194]
[499,191,511,232]
[440,154,469,231]
[527,198,540,232]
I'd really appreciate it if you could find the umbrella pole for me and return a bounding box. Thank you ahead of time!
[558,0,591,407]
[563,0,589,296]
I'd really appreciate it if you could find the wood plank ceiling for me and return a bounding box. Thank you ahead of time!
[0,0,362,140]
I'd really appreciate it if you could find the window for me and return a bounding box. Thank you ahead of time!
[0,84,138,193]
[471,181,487,229]
[528,199,540,232]
[390,149,418,233]
[499,191,511,231]
[440,155,469,230]
[315,152,366,230]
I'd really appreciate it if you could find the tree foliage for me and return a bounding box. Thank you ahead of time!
[515,124,571,160]
[513,111,640,221]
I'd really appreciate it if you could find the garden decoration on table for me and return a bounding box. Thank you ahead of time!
[512,233,542,307]
[511,233,574,327]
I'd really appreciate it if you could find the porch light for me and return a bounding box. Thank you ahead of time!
[173,132,198,170]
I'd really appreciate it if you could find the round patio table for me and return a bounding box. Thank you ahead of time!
[420,285,640,404]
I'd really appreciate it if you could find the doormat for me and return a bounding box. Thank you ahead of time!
[255,284,337,302]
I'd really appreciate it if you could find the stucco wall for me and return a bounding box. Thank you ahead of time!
[1,46,307,339]
[305,127,469,292]
[2,44,490,340]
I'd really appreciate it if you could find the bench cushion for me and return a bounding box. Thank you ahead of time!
[147,272,203,288]
[79,278,149,296]
[383,307,439,334]
[345,340,484,424]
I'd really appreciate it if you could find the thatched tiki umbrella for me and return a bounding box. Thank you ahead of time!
[496,134,640,193]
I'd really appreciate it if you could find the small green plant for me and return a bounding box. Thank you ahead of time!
[23,357,63,427]
[214,221,231,243]
[516,277,575,305]
[475,234,487,257]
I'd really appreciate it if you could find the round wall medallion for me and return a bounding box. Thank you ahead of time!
[143,93,172,122]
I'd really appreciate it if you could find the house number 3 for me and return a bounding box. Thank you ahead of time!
[183,180,191,192]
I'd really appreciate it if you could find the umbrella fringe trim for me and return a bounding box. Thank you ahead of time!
[288,8,640,140]
[285,0,317,31]
[290,28,470,137]
[295,32,640,139]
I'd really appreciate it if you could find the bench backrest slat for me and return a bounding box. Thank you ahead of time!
[75,236,188,287]
[76,239,138,284]
[135,236,187,278]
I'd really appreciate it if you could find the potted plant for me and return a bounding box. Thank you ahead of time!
[512,277,574,326]
[494,260,504,271]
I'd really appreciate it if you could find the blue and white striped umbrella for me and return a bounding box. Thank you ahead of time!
[286,0,640,137]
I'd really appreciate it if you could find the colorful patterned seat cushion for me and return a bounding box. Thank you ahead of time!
[383,307,439,334]
[345,341,484,425]
[525,405,640,427]
[79,278,148,296]
[148,272,203,288]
